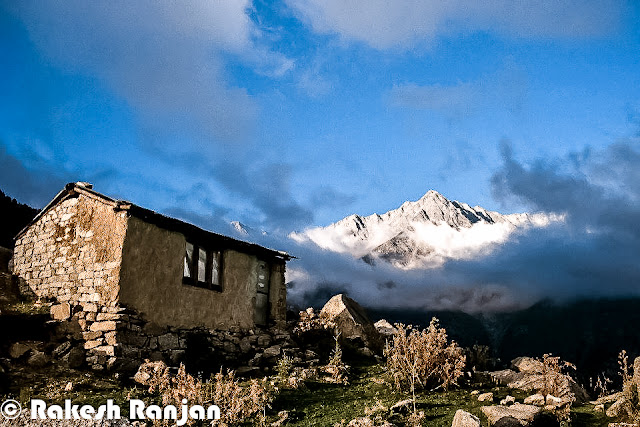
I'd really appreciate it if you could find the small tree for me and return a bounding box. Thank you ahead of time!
[327,333,349,384]
[384,318,465,409]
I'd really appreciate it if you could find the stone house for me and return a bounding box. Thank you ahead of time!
[12,182,291,371]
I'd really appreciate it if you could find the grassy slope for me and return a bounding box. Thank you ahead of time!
[271,362,611,426]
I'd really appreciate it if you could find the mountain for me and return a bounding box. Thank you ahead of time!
[291,190,560,269]
[0,190,38,249]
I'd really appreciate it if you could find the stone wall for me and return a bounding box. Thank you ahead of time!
[13,193,128,369]
[12,194,127,307]
[115,308,299,374]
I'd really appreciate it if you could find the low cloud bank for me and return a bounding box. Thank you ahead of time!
[273,141,640,312]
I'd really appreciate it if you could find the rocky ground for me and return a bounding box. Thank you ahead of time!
[2,281,638,426]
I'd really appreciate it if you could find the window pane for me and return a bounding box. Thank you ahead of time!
[198,247,206,282]
[210,251,221,285]
[257,262,268,292]
[184,242,193,278]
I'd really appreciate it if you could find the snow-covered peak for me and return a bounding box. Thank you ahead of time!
[290,190,562,269]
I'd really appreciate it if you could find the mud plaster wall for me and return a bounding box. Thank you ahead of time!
[12,194,127,307]
[118,216,287,330]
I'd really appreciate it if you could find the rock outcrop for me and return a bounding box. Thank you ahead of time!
[488,356,589,404]
[451,409,480,427]
[320,294,381,352]
[481,403,540,425]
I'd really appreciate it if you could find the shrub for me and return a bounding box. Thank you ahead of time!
[539,354,576,420]
[140,361,277,426]
[384,318,465,396]
[276,352,306,390]
[618,350,640,424]
[326,334,349,384]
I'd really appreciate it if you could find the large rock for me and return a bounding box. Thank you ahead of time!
[524,393,545,406]
[491,369,525,385]
[452,409,480,427]
[511,357,543,374]
[508,374,589,404]
[134,360,169,386]
[320,294,381,351]
[63,346,86,368]
[374,319,397,336]
[478,392,494,402]
[9,342,31,359]
[530,412,560,427]
[481,403,540,426]
[27,351,50,367]
[50,303,71,321]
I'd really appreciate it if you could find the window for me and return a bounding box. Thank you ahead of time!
[183,241,222,291]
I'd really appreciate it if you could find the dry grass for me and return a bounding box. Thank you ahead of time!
[384,318,465,395]
[383,317,465,420]
[292,307,335,334]
[618,350,640,425]
[137,361,277,426]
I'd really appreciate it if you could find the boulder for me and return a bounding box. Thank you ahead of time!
[27,351,50,367]
[491,369,524,385]
[134,360,169,386]
[481,403,540,426]
[500,396,516,406]
[263,345,281,359]
[320,294,381,351]
[52,341,72,358]
[605,398,633,418]
[9,342,31,359]
[508,373,589,404]
[524,394,545,406]
[530,412,560,427]
[452,409,481,427]
[478,392,494,402]
[595,392,623,405]
[511,357,543,374]
[63,346,86,368]
[50,303,71,321]
[374,319,397,336]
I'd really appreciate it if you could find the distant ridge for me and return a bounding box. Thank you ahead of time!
[0,189,38,248]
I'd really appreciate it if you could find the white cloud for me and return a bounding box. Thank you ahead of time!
[287,0,624,50]
[9,1,293,144]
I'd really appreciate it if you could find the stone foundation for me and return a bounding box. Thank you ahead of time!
[50,301,300,373]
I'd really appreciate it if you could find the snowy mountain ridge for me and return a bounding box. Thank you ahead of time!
[290,190,561,269]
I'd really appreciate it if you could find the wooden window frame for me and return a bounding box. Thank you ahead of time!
[183,241,223,292]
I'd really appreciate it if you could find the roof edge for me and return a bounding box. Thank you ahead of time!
[14,183,293,261]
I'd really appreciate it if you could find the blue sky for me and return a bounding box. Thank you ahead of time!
[1,0,639,232]
[3,1,640,310]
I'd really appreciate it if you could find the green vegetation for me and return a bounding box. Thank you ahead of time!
[3,359,618,426]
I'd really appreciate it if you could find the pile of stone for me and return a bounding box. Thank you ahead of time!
[594,356,640,422]
[115,307,315,375]
[49,301,123,370]
[7,338,85,369]
[486,356,589,404]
